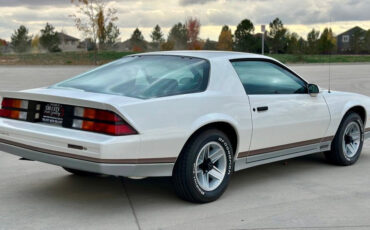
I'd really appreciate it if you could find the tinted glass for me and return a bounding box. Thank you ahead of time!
[53,55,210,99]
[231,61,307,94]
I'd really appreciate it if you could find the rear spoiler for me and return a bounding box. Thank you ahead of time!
[0,89,125,120]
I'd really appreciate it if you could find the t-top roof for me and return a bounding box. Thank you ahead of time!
[132,50,271,61]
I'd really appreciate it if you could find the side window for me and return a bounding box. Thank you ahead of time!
[231,61,307,95]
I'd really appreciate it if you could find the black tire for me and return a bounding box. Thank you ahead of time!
[62,167,101,177]
[324,112,364,166]
[172,129,234,203]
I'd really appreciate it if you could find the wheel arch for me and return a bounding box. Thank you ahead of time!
[333,105,367,138]
[174,121,239,166]
[343,105,367,127]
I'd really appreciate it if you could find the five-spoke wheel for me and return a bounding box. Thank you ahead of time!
[325,112,364,165]
[173,129,233,203]
[195,142,227,191]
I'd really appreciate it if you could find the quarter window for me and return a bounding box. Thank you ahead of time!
[231,61,307,95]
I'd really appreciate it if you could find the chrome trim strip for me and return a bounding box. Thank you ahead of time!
[0,142,174,177]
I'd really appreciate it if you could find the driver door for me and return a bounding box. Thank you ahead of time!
[231,60,331,158]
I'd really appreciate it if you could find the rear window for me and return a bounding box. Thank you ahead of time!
[52,55,210,99]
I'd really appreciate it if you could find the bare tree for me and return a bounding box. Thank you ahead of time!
[70,0,118,64]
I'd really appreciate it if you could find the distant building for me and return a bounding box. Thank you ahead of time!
[0,39,11,54]
[57,32,81,52]
[116,39,133,51]
[337,26,367,54]
[78,38,96,51]
[116,39,151,52]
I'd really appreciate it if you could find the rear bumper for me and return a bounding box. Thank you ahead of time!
[0,141,174,177]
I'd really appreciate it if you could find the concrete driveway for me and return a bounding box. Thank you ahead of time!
[0,64,370,230]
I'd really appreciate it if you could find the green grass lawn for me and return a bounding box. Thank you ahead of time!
[0,51,134,65]
[1,51,370,65]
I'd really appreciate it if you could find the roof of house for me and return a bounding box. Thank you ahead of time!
[57,32,79,42]
[337,26,367,37]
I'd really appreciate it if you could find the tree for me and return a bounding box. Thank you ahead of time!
[31,35,40,53]
[150,25,164,50]
[365,30,370,54]
[307,29,320,54]
[39,23,60,52]
[96,9,120,49]
[297,37,307,54]
[317,28,336,54]
[168,22,187,50]
[286,32,300,54]
[186,17,201,50]
[217,25,233,51]
[161,41,174,51]
[234,19,257,52]
[70,0,118,63]
[203,39,217,50]
[11,25,32,53]
[104,22,120,47]
[269,18,288,53]
[130,28,146,51]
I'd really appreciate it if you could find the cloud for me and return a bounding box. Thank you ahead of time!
[179,0,218,5]
[0,0,369,41]
[0,0,69,7]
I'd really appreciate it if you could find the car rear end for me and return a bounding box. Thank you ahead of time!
[0,90,173,177]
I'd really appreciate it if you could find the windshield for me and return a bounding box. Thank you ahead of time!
[52,55,210,99]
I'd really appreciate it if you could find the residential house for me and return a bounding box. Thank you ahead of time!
[337,26,367,54]
[116,39,151,52]
[57,32,81,52]
[78,38,96,51]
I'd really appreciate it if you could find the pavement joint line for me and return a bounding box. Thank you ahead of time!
[240,225,370,230]
[121,178,142,230]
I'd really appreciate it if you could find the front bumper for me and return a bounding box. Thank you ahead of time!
[0,140,174,177]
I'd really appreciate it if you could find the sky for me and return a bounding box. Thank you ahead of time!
[0,0,370,42]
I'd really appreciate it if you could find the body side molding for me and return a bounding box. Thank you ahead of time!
[234,141,332,172]
[0,138,177,164]
[237,136,334,158]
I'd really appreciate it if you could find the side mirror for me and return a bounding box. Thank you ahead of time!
[308,84,319,96]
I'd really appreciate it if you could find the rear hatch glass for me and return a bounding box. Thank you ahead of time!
[52,55,210,99]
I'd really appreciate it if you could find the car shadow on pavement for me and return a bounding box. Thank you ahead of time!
[13,152,363,209]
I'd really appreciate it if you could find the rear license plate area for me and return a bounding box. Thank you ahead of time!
[41,103,65,125]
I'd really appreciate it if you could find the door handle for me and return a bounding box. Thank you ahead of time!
[257,106,268,112]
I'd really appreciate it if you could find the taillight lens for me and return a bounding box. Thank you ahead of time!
[0,98,28,120]
[72,107,137,136]
[0,98,137,136]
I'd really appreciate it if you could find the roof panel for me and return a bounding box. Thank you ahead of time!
[133,50,268,60]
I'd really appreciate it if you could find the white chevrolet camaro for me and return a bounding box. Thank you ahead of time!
[0,51,369,203]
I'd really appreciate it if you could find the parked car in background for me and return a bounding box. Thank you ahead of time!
[0,51,369,203]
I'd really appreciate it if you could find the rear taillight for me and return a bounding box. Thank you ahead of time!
[0,98,29,120]
[72,107,137,136]
[0,98,136,136]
